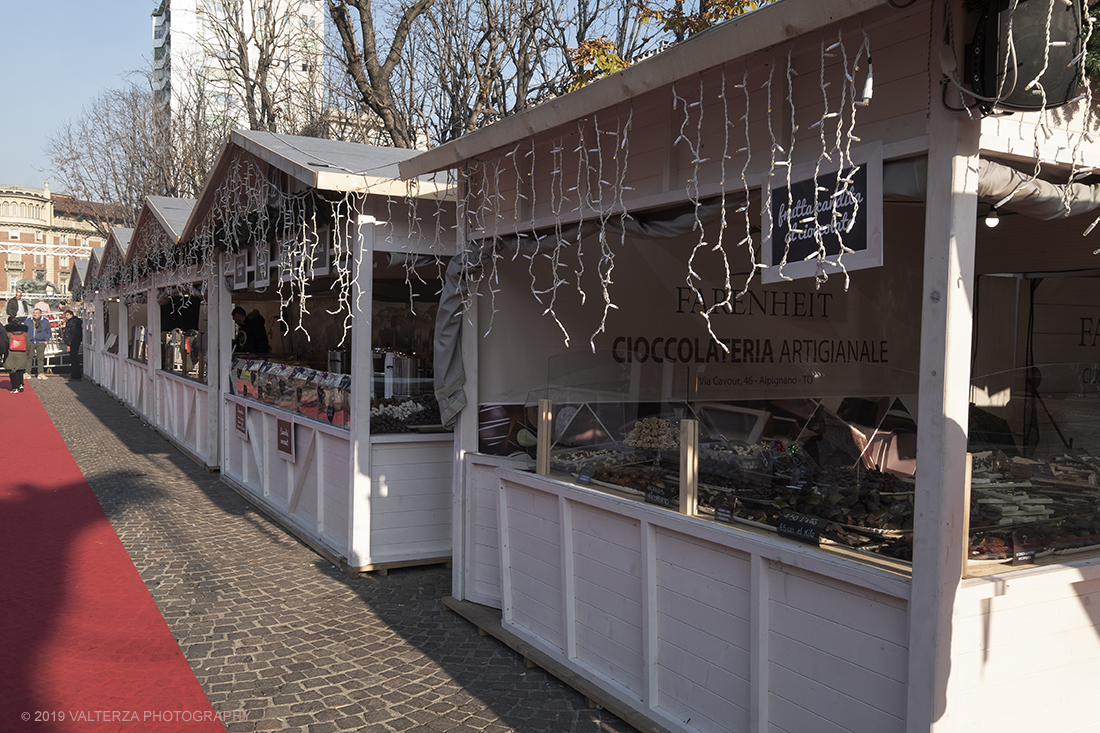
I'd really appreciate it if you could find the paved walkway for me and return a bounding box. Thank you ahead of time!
[37,377,637,733]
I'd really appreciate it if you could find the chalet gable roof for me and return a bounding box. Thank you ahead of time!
[97,227,133,278]
[127,196,196,267]
[180,130,451,244]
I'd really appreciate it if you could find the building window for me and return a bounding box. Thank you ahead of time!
[34,254,46,266]
[8,230,18,240]
[60,256,70,268]
[60,235,68,245]
[34,231,43,243]
[1,203,8,217]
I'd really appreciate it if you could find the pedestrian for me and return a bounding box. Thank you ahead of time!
[5,315,29,393]
[0,317,8,390]
[24,307,52,379]
[232,306,270,354]
[62,309,83,380]
[6,288,30,320]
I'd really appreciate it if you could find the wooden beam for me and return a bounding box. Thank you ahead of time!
[907,0,981,727]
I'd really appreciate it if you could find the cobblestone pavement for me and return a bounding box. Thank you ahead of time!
[36,377,638,733]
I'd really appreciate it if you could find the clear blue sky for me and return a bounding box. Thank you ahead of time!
[0,1,157,188]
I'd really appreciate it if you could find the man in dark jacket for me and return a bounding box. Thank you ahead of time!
[232,306,270,354]
[62,310,83,380]
[6,289,30,320]
[24,307,52,379]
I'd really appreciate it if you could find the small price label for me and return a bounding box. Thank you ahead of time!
[644,482,679,508]
[1012,532,1037,566]
[776,511,827,545]
[1029,463,1055,479]
[576,469,594,486]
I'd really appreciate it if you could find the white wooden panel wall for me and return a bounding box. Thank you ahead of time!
[948,574,1100,733]
[154,372,211,464]
[100,352,119,397]
[221,397,352,562]
[122,359,151,419]
[222,398,454,569]
[980,104,1100,168]
[367,435,453,565]
[654,532,753,733]
[571,504,645,698]
[501,481,567,653]
[767,567,908,733]
[463,454,527,609]
[497,470,910,733]
[320,435,351,551]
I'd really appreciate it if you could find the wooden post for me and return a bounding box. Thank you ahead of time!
[536,399,553,476]
[907,0,981,725]
[452,176,477,602]
[961,453,973,579]
[348,213,376,571]
[206,259,227,470]
[118,295,129,399]
[148,283,160,420]
[679,418,698,515]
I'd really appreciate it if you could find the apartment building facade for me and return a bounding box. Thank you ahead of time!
[0,184,112,299]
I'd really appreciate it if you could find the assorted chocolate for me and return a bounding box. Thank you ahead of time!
[553,435,1100,565]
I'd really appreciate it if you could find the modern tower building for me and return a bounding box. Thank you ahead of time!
[152,0,325,133]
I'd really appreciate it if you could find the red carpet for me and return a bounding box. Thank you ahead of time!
[0,381,224,732]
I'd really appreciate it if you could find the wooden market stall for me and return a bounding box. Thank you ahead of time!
[111,195,218,466]
[81,246,103,382]
[90,227,132,400]
[400,0,1100,731]
[175,129,458,574]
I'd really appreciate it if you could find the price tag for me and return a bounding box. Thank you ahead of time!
[576,469,594,486]
[1012,533,1037,566]
[776,511,827,545]
[1030,463,1055,479]
[713,497,738,524]
[644,481,679,508]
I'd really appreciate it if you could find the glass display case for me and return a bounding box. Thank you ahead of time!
[965,363,1100,565]
[517,353,1100,567]
[230,358,352,429]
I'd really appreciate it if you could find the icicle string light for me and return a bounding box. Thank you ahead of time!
[777,49,799,281]
[438,23,877,351]
[737,65,765,299]
[680,74,732,352]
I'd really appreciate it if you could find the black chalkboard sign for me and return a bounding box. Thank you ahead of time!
[1030,463,1055,479]
[770,165,868,265]
[644,481,680,509]
[776,511,827,545]
[1012,532,1037,566]
[576,469,594,486]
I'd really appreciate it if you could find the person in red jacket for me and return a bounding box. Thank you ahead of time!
[4,316,30,393]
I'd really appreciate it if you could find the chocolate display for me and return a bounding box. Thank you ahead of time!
[230,359,352,430]
[370,395,442,433]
